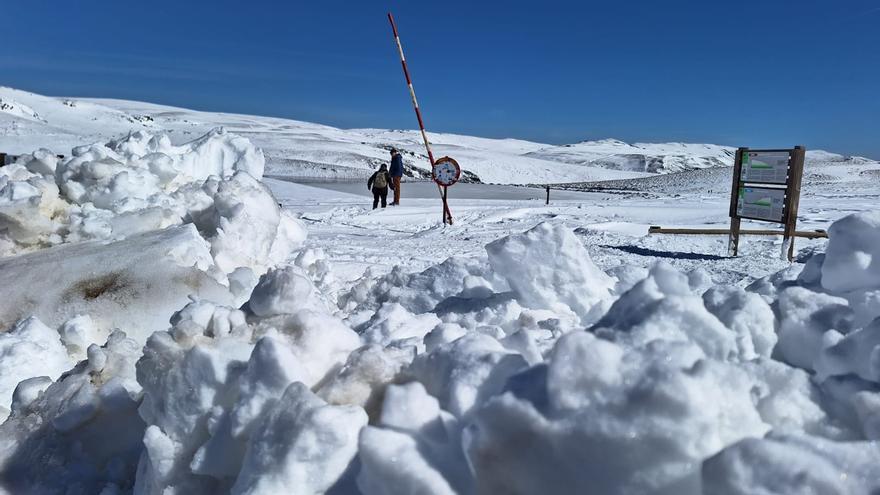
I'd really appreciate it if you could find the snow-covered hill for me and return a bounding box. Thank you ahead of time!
[526,138,878,174]
[524,139,738,174]
[3,86,875,185]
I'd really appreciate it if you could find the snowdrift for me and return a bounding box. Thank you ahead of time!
[0,128,304,419]
[1,131,880,493]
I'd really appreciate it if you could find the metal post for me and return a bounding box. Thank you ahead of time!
[546,186,550,205]
[442,186,449,224]
[387,13,453,225]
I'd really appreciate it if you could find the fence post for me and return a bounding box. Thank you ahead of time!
[545,186,550,205]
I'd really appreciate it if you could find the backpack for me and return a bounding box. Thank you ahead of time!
[374,172,388,189]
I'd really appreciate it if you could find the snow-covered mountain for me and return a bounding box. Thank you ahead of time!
[525,139,738,174]
[1,86,876,184]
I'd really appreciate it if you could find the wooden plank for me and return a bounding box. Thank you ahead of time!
[648,226,827,239]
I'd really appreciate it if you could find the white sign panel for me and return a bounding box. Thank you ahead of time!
[740,151,790,184]
[432,157,461,187]
[736,186,786,223]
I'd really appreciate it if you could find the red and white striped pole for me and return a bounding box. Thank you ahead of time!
[387,12,453,225]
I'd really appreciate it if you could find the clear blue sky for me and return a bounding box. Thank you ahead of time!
[2,0,878,158]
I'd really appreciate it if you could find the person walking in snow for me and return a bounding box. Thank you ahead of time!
[367,163,393,209]
[388,148,404,205]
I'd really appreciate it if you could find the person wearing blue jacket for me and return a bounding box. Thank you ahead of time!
[388,149,404,205]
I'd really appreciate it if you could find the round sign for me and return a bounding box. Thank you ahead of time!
[432,156,461,186]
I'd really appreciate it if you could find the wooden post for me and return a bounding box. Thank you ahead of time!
[545,186,550,205]
[782,146,806,261]
[728,147,746,256]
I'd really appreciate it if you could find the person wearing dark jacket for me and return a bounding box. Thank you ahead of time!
[367,164,393,209]
[388,149,404,205]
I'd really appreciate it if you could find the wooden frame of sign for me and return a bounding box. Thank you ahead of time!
[728,146,806,261]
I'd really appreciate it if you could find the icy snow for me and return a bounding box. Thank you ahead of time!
[1,87,880,494]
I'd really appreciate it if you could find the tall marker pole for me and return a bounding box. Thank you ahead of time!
[387,13,453,225]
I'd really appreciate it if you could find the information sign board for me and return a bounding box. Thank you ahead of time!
[736,186,786,223]
[740,151,791,184]
[728,146,806,261]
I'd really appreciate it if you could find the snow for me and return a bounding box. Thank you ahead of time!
[233,382,366,495]
[0,224,232,340]
[1,86,880,493]
[486,222,614,326]
[467,332,768,494]
[703,433,880,494]
[524,139,738,174]
[0,317,72,419]
[821,211,880,293]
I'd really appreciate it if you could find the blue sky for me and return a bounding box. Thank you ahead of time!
[2,0,878,158]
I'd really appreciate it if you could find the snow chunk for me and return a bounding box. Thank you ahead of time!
[317,345,414,420]
[0,317,72,420]
[252,310,361,387]
[816,318,880,383]
[775,286,853,370]
[743,359,841,438]
[134,290,361,493]
[486,222,613,325]
[703,285,777,359]
[467,331,768,494]
[58,314,98,361]
[232,383,365,495]
[408,333,529,419]
[592,263,739,361]
[248,264,326,317]
[207,172,299,275]
[821,212,880,293]
[357,382,471,495]
[340,256,494,315]
[702,433,880,494]
[358,302,442,350]
[0,331,144,493]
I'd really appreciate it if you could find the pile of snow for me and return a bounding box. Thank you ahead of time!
[0,127,276,256]
[0,129,304,417]
[3,200,880,492]
[0,126,303,292]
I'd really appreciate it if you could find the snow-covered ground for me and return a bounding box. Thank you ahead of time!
[1,87,880,494]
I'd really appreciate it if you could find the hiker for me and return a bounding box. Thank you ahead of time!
[389,148,404,205]
[367,163,393,209]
